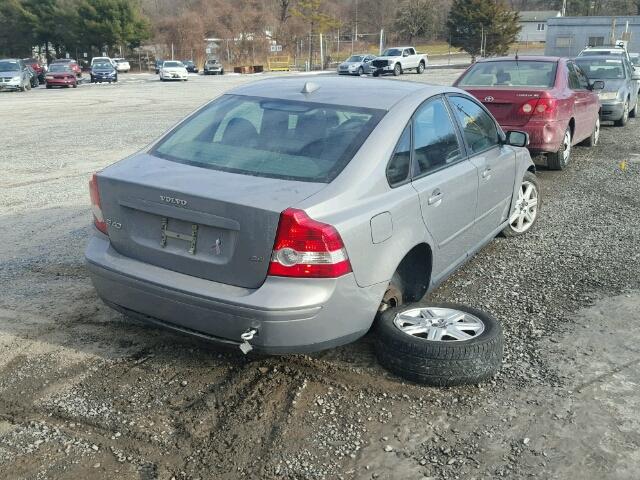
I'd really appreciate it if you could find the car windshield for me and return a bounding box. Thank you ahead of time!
[458,60,557,87]
[0,61,20,71]
[49,64,71,72]
[346,55,364,62]
[206,60,219,64]
[575,59,625,79]
[152,94,385,183]
[93,63,112,69]
[164,61,182,68]
[382,49,402,57]
[184,61,194,65]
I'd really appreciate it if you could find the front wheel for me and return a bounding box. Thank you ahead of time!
[501,171,540,237]
[375,303,504,386]
[417,62,425,74]
[614,101,629,127]
[581,117,600,147]
[373,71,380,77]
[358,66,364,75]
[547,127,572,170]
[393,63,402,76]
[629,96,638,118]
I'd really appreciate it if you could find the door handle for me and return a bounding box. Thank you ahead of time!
[482,168,492,179]
[427,189,443,206]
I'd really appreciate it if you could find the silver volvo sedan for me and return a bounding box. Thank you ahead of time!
[86,77,539,382]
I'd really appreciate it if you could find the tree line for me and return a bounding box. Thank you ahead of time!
[0,0,150,59]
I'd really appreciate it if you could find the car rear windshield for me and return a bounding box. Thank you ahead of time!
[93,62,112,68]
[164,61,182,67]
[575,59,625,79]
[49,65,71,72]
[458,60,557,88]
[0,61,20,71]
[151,94,385,183]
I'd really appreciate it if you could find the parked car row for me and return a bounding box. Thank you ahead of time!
[338,46,428,77]
[454,52,639,170]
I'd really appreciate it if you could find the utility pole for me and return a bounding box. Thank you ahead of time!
[379,29,384,56]
[610,17,616,46]
[561,0,567,16]
[319,33,324,70]
[171,43,174,60]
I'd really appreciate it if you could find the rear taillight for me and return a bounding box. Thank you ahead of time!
[89,173,108,235]
[520,98,558,118]
[268,208,352,278]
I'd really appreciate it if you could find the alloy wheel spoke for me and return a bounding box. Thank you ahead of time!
[445,326,473,340]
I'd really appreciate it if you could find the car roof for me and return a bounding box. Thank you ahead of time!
[229,76,449,110]
[476,55,561,63]
[575,54,624,60]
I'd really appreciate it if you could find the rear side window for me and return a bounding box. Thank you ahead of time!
[152,94,385,183]
[386,125,411,186]
[448,96,500,154]
[458,60,557,88]
[567,63,582,89]
[413,98,463,176]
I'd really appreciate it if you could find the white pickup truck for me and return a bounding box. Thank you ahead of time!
[371,46,428,77]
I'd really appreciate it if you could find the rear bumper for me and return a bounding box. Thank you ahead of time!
[502,120,566,154]
[85,232,385,353]
[599,101,625,121]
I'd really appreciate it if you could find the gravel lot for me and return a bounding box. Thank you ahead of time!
[1,69,640,480]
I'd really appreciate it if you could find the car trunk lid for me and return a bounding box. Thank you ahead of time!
[96,154,326,289]
[462,88,550,126]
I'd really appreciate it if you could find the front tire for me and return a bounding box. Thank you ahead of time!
[375,303,503,386]
[393,63,402,76]
[547,127,572,170]
[614,101,629,126]
[501,171,540,237]
[358,66,364,75]
[629,96,638,118]
[581,117,600,147]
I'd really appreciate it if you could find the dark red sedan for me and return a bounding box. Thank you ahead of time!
[454,56,602,170]
[45,64,78,89]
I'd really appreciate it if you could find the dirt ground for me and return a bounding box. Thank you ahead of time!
[1,70,640,480]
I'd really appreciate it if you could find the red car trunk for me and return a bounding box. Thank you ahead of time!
[460,88,557,126]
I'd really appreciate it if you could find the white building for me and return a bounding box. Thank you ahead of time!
[517,11,562,43]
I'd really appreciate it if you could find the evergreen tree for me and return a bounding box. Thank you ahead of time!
[447,0,520,61]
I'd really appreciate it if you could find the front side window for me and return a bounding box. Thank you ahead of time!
[573,64,590,89]
[152,94,385,183]
[413,98,463,176]
[386,125,411,186]
[567,63,582,89]
[448,96,500,154]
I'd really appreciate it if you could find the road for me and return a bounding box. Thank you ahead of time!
[1,69,640,480]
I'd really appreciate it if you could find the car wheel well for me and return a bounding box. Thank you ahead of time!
[568,118,575,138]
[393,243,432,303]
[527,165,536,173]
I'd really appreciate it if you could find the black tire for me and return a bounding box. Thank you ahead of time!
[373,71,380,77]
[358,66,364,75]
[581,116,600,147]
[46,84,52,89]
[393,63,402,76]
[375,302,503,386]
[417,61,425,74]
[614,101,629,127]
[629,96,638,118]
[546,126,571,170]
[501,171,541,237]
[72,83,77,88]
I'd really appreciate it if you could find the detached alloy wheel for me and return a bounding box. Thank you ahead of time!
[547,127,571,170]
[375,303,503,386]
[502,171,540,237]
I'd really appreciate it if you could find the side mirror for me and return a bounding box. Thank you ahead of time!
[591,80,605,90]
[505,130,529,148]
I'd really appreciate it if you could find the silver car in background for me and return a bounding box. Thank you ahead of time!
[86,77,539,362]
[337,54,376,75]
[0,59,31,91]
[575,55,640,126]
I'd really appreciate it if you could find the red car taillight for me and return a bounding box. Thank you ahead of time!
[520,98,558,118]
[89,173,108,235]
[268,208,352,278]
